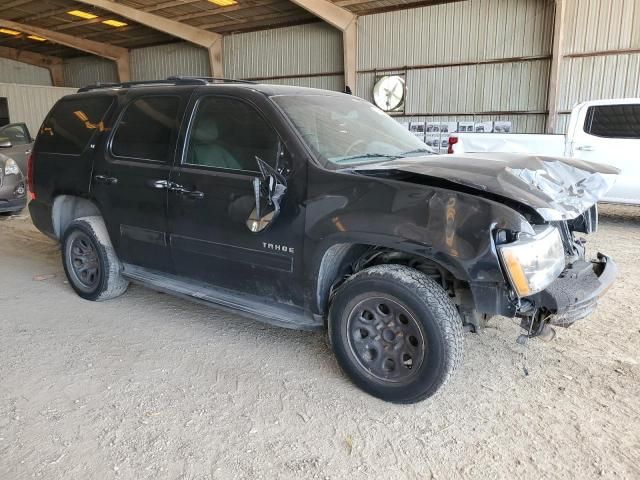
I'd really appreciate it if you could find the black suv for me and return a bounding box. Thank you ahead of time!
[29,77,618,403]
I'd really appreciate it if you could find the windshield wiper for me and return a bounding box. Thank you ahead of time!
[334,153,400,164]
[398,148,434,156]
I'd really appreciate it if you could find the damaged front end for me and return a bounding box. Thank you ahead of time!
[354,152,619,340]
[496,205,617,341]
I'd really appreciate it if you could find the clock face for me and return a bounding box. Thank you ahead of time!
[373,75,405,112]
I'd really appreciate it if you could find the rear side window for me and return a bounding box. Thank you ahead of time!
[584,104,640,139]
[111,96,180,162]
[37,97,113,155]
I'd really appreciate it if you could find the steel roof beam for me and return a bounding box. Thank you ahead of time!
[73,0,223,76]
[0,19,130,81]
[288,0,357,93]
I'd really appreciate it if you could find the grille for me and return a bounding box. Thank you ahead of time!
[551,221,575,256]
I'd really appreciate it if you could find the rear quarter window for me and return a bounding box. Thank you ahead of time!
[584,104,640,139]
[37,96,113,155]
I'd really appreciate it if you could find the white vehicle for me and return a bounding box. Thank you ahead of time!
[448,99,640,204]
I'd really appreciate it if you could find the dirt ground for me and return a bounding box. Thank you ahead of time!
[0,205,639,480]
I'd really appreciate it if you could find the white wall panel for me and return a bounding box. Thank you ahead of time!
[261,75,344,91]
[224,23,343,86]
[564,0,640,54]
[0,83,76,135]
[357,0,554,133]
[358,0,554,70]
[554,0,640,132]
[559,54,640,112]
[0,58,51,86]
[130,42,210,81]
[63,56,118,88]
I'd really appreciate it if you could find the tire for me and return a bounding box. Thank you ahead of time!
[61,216,129,301]
[0,209,21,216]
[328,264,464,403]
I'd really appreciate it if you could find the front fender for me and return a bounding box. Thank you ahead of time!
[303,172,535,316]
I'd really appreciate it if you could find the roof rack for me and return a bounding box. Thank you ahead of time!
[78,76,257,93]
[167,76,258,84]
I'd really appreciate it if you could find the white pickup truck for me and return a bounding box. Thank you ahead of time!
[448,99,640,205]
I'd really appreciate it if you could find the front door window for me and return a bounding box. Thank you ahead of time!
[185,96,279,172]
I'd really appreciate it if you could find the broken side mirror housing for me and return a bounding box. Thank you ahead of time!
[246,156,288,233]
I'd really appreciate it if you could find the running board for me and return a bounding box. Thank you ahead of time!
[122,264,321,331]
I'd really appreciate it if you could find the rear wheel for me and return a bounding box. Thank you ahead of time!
[329,264,464,403]
[62,216,129,301]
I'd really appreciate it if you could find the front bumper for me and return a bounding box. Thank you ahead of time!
[533,253,617,326]
[0,172,27,213]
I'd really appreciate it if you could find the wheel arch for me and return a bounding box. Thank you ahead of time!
[52,195,103,239]
[313,238,467,318]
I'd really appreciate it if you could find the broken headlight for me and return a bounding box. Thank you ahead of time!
[497,226,565,297]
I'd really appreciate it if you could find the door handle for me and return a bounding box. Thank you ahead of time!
[94,174,118,185]
[185,190,205,200]
[149,179,169,189]
[168,183,205,200]
[575,145,594,152]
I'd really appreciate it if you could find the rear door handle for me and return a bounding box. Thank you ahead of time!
[94,174,118,185]
[575,145,595,152]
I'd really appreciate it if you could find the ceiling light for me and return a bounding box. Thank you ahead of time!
[208,0,238,6]
[0,28,21,36]
[67,10,98,19]
[102,19,128,27]
[27,35,46,41]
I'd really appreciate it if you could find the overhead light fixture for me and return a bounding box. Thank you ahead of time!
[27,35,46,41]
[102,19,128,27]
[208,0,238,6]
[67,10,98,19]
[0,28,21,36]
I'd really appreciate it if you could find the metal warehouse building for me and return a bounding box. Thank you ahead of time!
[0,0,639,136]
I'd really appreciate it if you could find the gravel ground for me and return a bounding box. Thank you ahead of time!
[0,205,639,479]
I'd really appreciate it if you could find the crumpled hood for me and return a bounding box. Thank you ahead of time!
[354,152,620,221]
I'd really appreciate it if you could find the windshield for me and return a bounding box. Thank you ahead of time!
[272,94,434,168]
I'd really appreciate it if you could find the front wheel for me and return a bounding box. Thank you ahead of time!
[329,264,464,403]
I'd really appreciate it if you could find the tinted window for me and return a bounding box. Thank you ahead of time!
[37,97,113,155]
[0,124,30,145]
[185,96,278,171]
[112,96,180,162]
[585,104,640,139]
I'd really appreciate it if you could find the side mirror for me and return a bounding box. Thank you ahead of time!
[0,139,12,148]
[246,156,287,233]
